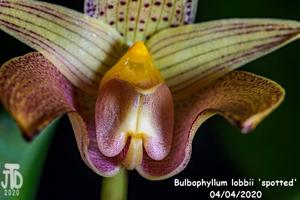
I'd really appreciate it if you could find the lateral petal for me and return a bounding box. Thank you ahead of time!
[0,0,124,94]
[84,0,199,45]
[146,19,300,94]
[0,52,75,139]
[0,52,120,176]
[137,71,285,180]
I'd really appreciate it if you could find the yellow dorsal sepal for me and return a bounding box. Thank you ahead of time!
[100,41,164,90]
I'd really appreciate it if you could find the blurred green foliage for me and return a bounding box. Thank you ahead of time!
[0,110,56,200]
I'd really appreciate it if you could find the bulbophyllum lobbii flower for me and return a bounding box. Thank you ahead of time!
[0,0,299,180]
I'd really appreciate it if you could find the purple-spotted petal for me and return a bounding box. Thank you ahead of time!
[84,0,199,45]
[0,52,121,176]
[0,52,75,139]
[137,71,285,180]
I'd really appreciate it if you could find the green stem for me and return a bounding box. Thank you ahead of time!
[101,169,128,200]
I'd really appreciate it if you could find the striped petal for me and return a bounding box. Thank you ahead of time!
[0,52,120,176]
[137,71,285,180]
[0,0,124,95]
[84,0,199,45]
[146,19,300,96]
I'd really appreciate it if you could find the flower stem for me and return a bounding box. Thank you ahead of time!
[101,169,128,200]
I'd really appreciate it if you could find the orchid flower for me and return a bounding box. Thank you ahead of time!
[0,0,299,181]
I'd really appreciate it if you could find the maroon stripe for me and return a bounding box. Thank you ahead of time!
[0,10,111,75]
[0,1,122,56]
[34,3,113,38]
[170,39,288,94]
[1,20,100,87]
[149,22,242,49]
[160,32,297,71]
[0,19,101,88]
[151,23,294,57]
[0,2,118,64]
[1,0,118,40]
[153,26,268,60]
[21,2,122,56]
[0,5,112,68]
[150,0,165,37]
[169,35,290,84]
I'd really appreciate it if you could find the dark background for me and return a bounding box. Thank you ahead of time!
[0,0,299,200]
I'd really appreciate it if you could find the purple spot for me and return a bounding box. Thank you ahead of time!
[128,27,134,31]
[130,17,135,21]
[119,17,124,22]
[108,5,114,9]
[163,16,168,21]
[144,3,150,8]
[151,17,157,22]
[154,1,161,6]
[87,8,96,14]
[140,19,145,24]
[166,2,172,7]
